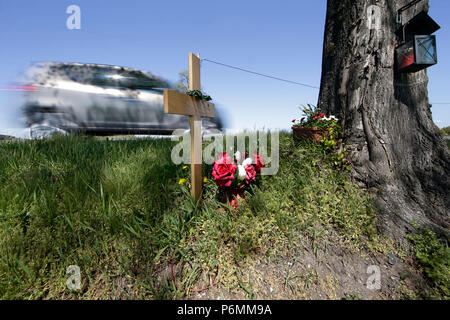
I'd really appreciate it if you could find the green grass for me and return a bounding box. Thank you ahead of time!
[408,228,450,299]
[0,133,389,299]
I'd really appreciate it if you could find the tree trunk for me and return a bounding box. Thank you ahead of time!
[318,0,449,239]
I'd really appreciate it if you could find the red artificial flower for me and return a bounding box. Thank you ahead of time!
[319,113,325,118]
[252,153,265,173]
[292,119,296,123]
[212,153,236,187]
[313,115,319,119]
[244,164,256,184]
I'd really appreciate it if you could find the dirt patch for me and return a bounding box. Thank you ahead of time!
[186,236,425,300]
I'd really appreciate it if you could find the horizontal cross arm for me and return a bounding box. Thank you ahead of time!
[164,89,215,118]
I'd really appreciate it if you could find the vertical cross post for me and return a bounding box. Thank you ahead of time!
[188,53,203,202]
[164,53,214,202]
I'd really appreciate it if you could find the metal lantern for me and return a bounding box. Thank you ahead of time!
[395,4,440,73]
[396,35,437,73]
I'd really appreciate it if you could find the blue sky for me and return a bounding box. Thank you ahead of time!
[0,0,449,131]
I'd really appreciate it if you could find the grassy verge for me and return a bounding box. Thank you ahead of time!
[0,133,405,299]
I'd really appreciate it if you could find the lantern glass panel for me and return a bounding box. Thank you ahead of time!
[415,35,437,65]
[397,41,415,70]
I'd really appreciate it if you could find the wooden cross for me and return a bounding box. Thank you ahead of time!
[164,53,215,202]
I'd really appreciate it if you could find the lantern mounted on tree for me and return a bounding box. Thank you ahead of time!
[395,0,440,73]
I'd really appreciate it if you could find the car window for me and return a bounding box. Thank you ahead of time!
[89,67,170,90]
[44,64,170,91]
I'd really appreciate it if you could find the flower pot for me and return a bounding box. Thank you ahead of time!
[219,187,246,212]
[292,126,328,143]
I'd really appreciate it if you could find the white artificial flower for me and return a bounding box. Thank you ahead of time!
[242,158,252,167]
[237,165,246,180]
[235,151,241,163]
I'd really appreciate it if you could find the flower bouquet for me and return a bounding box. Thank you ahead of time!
[212,151,264,211]
[292,104,338,142]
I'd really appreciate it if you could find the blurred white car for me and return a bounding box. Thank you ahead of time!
[21,62,222,135]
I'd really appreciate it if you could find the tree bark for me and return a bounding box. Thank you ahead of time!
[318,0,449,239]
